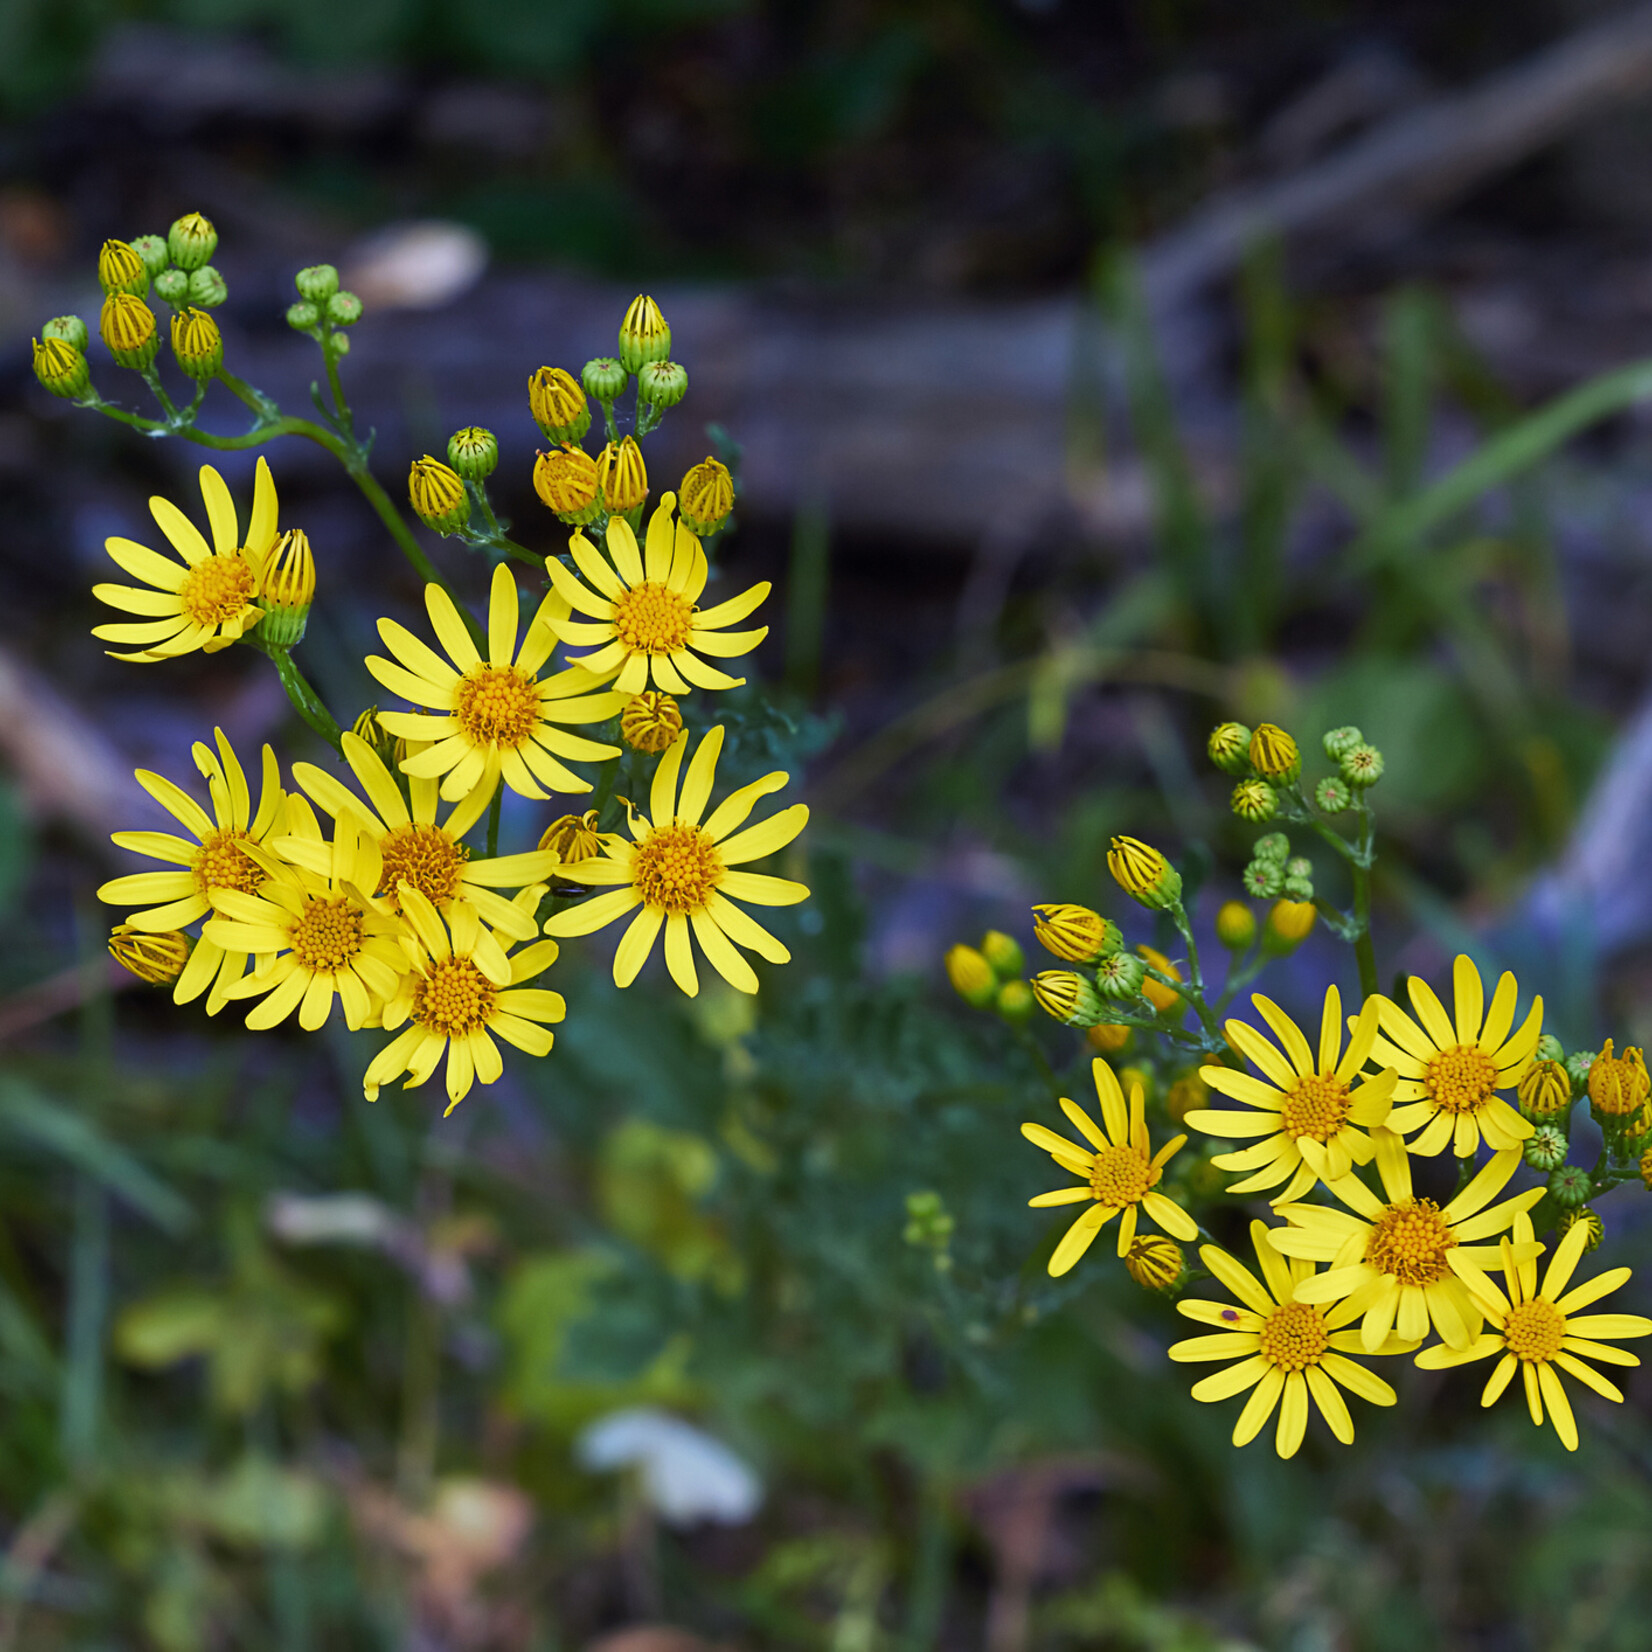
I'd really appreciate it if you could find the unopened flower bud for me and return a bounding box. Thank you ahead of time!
[1640,1146,1652,1190]
[1282,875,1314,901]
[1031,903,1118,965]
[1535,1033,1565,1064]
[996,979,1035,1024]
[1253,832,1290,863]
[1284,857,1312,882]
[1589,1039,1650,1119]
[1123,1234,1186,1295]
[154,269,189,306]
[1242,859,1284,900]
[1517,1059,1571,1122]
[1107,835,1181,911]
[1263,899,1316,952]
[167,212,218,272]
[108,923,191,984]
[186,265,227,309]
[130,234,170,278]
[597,436,649,515]
[1523,1125,1569,1172]
[100,292,159,370]
[1340,743,1384,789]
[447,427,498,482]
[620,690,684,755]
[582,356,628,402]
[1314,776,1351,814]
[679,456,734,536]
[1248,723,1300,782]
[169,306,222,379]
[1095,949,1148,1002]
[618,294,670,373]
[946,943,997,1009]
[43,315,89,351]
[1565,1050,1596,1093]
[1215,900,1256,950]
[260,529,315,647]
[1231,779,1277,822]
[1323,726,1363,760]
[1548,1164,1591,1208]
[980,930,1025,979]
[295,263,339,302]
[534,447,601,525]
[528,366,591,444]
[1085,1022,1132,1055]
[539,809,604,872]
[33,336,89,399]
[1558,1205,1604,1251]
[408,456,470,535]
[637,359,687,409]
[1207,721,1252,775]
[98,238,149,299]
[352,707,396,765]
[332,333,351,357]
[1138,945,1183,1014]
[326,291,362,326]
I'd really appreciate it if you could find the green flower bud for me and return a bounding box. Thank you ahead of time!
[1535,1033,1565,1064]
[1565,1050,1596,1094]
[1323,726,1363,760]
[43,315,88,351]
[582,356,628,402]
[1339,743,1384,789]
[1523,1125,1568,1172]
[618,294,670,374]
[295,263,339,302]
[1031,970,1106,1027]
[1314,776,1351,814]
[1282,875,1314,902]
[1253,832,1290,863]
[129,234,170,277]
[1206,721,1252,776]
[979,930,1025,979]
[1107,836,1182,911]
[332,332,351,357]
[1242,859,1284,900]
[1095,950,1148,1002]
[1548,1164,1591,1208]
[287,301,319,334]
[154,269,189,306]
[447,426,499,482]
[637,359,688,409]
[186,265,227,309]
[1285,856,1313,882]
[167,212,218,272]
[1231,778,1278,822]
[996,979,1035,1025]
[327,291,362,326]
[32,336,89,399]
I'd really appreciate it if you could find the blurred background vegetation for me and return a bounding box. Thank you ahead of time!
[8,0,1652,1647]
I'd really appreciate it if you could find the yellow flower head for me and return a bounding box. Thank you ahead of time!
[534,445,601,524]
[289,731,557,942]
[365,562,626,807]
[545,494,770,698]
[1168,1221,1409,1458]
[1271,1128,1544,1354]
[621,690,685,754]
[1031,902,1116,964]
[679,456,734,536]
[202,800,411,1032]
[1369,955,1540,1157]
[108,924,191,985]
[1416,1211,1652,1450]
[98,729,287,1015]
[596,436,649,514]
[364,883,564,1114]
[169,306,222,379]
[1190,987,1396,1204]
[1589,1039,1650,1117]
[98,238,149,298]
[92,459,279,661]
[527,366,590,443]
[1019,1058,1198,1274]
[99,291,158,369]
[543,725,809,998]
[618,294,671,373]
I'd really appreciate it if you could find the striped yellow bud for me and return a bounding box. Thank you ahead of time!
[534,446,601,525]
[169,306,222,379]
[1107,835,1181,910]
[98,238,149,298]
[1558,1206,1604,1252]
[1589,1040,1650,1118]
[408,456,470,534]
[528,366,591,444]
[352,707,396,765]
[945,944,997,1009]
[596,436,649,514]
[1206,721,1252,775]
[618,293,671,373]
[679,456,734,535]
[1230,779,1278,822]
[1031,903,1119,964]
[447,426,498,481]
[108,924,190,984]
[1516,1058,1571,1122]
[1123,1234,1185,1294]
[33,336,89,399]
[1030,970,1105,1027]
[260,529,314,647]
[621,691,684,755]
[99,292,159,370]
[167,212,218,272]
[1248,722,1300,782]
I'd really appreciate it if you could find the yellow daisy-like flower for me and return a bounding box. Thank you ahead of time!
[366,562,625,806]
[202,801,411,1031]
[543,724,808,997]
[287,731,556,944]
[1416,1211,1652,1450]
[1369,955,1540,1157]
[92,459,279,660]
[1020,1058,1198,1274]
[364,884,564,1114]
[97,729,287,1015]
[1271,1127,1544,1353]
[1169,1221,1411,1457]
[1187,988,1396,1204]
[544,494,770,697]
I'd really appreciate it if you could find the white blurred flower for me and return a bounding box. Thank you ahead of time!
[575,1407,761,1527]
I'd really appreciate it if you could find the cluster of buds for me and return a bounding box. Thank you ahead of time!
[1241,832,1313,903]
[946,931,1033,1024]
[1020,893,1187,1031]
[1323,724,1384,791]
[902,1190,955,1272]
[1207,718,1383,824]
[286,263,364,345]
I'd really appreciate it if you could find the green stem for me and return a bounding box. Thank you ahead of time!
[599,397,619,445]
[486,787,502,860]
[321,327,351,433]
[250,639,344,752]
[1350,803,1378,998]
[1010,1023,1062,1098]
[462,486,540,567]
[1168,907,1226,1050]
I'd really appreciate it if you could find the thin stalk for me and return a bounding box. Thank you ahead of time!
[485,787,502,860]
[1350,802,1378,998]
[1010,1024,1062,1099]
[249,639,344,752]
[899,1475,950,1652]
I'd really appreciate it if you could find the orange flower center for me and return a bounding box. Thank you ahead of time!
[177,554,256,629]
[1365,1198,1456,1285]
[454,665,541,750]
[1502,1298,1566,1362]
[1280,1072,1352,1142]
[632,822,721,916]
[1087,1145,1154,1207]
[378,824,468,909]
[1426,1043,1498,1114]
[612,580,693,655]
[192,827,263,895]
[288,896,365,973]
[1258,1301,1329,1371]
[413,956,497,1037]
